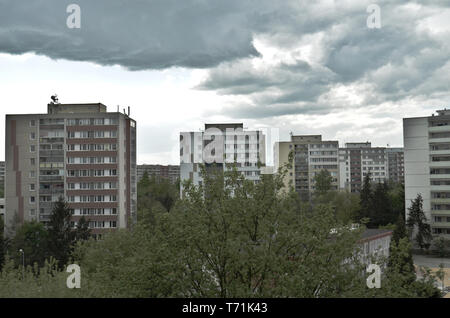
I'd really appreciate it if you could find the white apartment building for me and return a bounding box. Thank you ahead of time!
[180,123,266,196]
[274,135,339,200]
[404,109,450,237]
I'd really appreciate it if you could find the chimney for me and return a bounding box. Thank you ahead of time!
[128,106,130,116]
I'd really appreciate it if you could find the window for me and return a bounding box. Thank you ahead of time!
[30,158,36,165]
[30,196,35,204]
[29,171,36,178]
[30,145,36,153]
[30,209,36,216]
[30,120,36,127]
[29,184,35,191]
[29,132,36,140]
[110,221,117,228]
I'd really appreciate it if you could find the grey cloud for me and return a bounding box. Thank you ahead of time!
[0,0,285,69]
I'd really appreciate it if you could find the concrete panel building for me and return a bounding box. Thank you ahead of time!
[4,102,137,238]
[137,164,180,184]
[180,123,266,196]
[338,142,389,192]
[274,135,339,200]
[387,148,405,184]
[404,109,450,238]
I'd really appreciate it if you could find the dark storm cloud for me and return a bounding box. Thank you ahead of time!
[2,0,450,123]
[0,0,284,69]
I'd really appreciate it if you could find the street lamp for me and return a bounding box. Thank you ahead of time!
[19,249,24,280]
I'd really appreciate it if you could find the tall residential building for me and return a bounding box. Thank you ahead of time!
[180,123,266,196]
[0,161,5,185]
[387,148,404,184]
[338,142,388,192]
[5,102,137,238]
[404,109,450,238]
[274,135,339,200]
[137,164,180,184]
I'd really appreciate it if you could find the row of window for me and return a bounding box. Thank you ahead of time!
[67,157,117,164]
[71,208,117,215]
[68,182,117,190]
[71,221,117,229]
[67,118,119,126]
[67,144,118,151]
[67,131,117,139]
[67,195,118,203]
[67,169,118,177]
[434,216,450,223]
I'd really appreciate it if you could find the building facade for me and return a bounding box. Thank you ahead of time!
[339,142,389,192]
[180,123,266,196]
[0,161,5,185]
[4,103,137,238]
[387,148,405,184]
[404,109,450,238]
[137,164,180,184]
[274,135,339,200]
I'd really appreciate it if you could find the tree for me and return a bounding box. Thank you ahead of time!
[0,216,5,271]
[359,173,373,223]
[434,237,448,258]
[75,216,91,241]
[10,221,49,268]
[314,169,333,196]
[406,194,432,250]
[47,196,74,268]
[392,211,407,245]
[371,182,395,227]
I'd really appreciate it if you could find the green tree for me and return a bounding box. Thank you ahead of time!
[314,169,333,196]
[75,216,91,241]
[371,182,394,227]
[47,196,74,268]
[392,211,407,245]
[406,194,432,250]
[434,237,448,258]
[0,216,5,271]
[10,221,49,268]
[359,173,373,223]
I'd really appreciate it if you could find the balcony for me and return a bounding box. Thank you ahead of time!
[429,126,450,133]
[429,137,450,143]
[429,161,450,168]
[431,210,450,215]
[431,198,450,204]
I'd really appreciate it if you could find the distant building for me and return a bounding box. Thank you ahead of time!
[137,164,180,184]
[0,161,5,185]
[0,198,4,220]
[404,109,450,238]
[387,148,405,184]
[180,123,266,196]
[274,135,339,200]
[339,142,388,192]
[4,102,137,238]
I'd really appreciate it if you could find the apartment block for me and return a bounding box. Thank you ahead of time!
[404,109,450,238]
[387,148,405,184]
[0,161,5,185]
[137,164,180,184]
[4,103,137,238]
[339,142,389,192]
[180,123,266,196]
[274,135,339,200]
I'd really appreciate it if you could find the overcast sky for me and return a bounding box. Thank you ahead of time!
[1,0,450,164]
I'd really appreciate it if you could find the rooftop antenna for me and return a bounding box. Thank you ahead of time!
[50,94,59,104]
[117,105,119,112]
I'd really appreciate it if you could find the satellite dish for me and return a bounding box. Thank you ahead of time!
[50,94,59,104]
